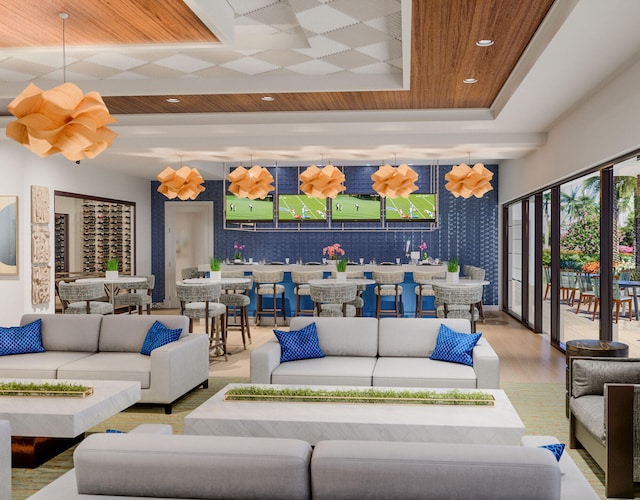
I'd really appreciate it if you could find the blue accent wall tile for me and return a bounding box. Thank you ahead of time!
[151,164,498,306]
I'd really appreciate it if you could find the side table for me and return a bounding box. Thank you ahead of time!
[565,339,629,417]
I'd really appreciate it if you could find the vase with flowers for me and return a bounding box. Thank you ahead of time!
[322,243,345,264]
[232,243,245,263]
[419,242,428,262]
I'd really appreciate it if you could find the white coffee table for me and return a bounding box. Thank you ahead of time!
[184,383,525,446]
[0,379,140,466]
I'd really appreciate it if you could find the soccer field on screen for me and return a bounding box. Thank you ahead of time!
[225,195,274,221]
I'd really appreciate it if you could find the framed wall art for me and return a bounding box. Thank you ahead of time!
[0,195,18,275]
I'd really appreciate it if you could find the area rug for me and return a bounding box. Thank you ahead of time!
[12,379,609,499]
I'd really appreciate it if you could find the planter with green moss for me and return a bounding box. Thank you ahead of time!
[0,381,94,398]
[224,386,494,406]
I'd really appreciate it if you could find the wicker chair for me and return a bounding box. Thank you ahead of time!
[113,275,155,314]
[413,271,444,318]
[219,271,253,350]
[569,357,640,498]
[57,281,114,314]
[176,282,227,360]
[310,283,358,317]
[329,269,366,316]
[432,283,483,332]
[181,267,207,280]
[291,270,324,316]
[372,270,404,318]
[253,270,286,326]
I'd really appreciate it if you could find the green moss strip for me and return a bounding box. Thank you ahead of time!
[225,387,494,406]
[0,381,93,398]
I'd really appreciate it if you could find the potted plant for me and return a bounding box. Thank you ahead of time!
[336,258,348,281]
[105,257,119,280]
[233,243,245,263]
[210,257,222,280]
[446,257,459,282]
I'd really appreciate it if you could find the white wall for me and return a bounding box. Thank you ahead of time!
[0,143,151,325]
[500,56,640,203]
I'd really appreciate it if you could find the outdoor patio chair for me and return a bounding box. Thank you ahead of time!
[591,277,632,323]
[574,272,595,315]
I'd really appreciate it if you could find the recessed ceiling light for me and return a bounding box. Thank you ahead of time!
[261,96,275,101]
[166,98,180,103]
[463,78,478,84]
[476,39,494,47]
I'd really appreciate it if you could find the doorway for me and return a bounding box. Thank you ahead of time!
[164,201,213,308]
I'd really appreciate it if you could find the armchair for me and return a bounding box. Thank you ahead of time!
[568,357,640,498]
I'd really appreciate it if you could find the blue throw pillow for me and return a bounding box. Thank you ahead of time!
[0,319,45,356]
[429,324,481,366]
[539,443,565,462]
[140,321,182,356]
[273,322,325,363]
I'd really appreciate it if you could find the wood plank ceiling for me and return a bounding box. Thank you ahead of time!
[0,0,554,115]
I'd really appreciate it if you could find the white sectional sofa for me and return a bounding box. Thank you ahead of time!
[28,427,598,499]
[0,314,209,413]
[251,317,500,388]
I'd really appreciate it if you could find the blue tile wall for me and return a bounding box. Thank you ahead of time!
[151,164,498,306]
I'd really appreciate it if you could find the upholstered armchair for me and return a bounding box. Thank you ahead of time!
[569,357,640,498]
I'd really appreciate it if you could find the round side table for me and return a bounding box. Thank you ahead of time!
[565,339,629,417]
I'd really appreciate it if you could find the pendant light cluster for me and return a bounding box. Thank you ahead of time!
[227,165,274,200]
[157,164,205,200]
[5,13,116,161]
[299,163,346,198]
[371,163,418,198]
[444,162,493,199]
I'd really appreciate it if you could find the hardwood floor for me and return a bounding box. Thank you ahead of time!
[158,308,566,384]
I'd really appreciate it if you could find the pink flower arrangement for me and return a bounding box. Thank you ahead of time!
[233,242,245,259]
[419,241,427,259]
[322,243,345,260]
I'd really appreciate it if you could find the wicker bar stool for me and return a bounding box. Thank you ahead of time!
[291,270,324,316]
[114,275,155,314]
[219,271,253,350]
[413,271,444,318]
[373,270,405,318]
[58,281,114,314]
[310,283,358,317]
[176,282,227,360]
[253,270,286,326]
[432,283,483,332]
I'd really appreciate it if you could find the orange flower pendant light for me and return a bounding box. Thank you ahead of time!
[157,165,205,200]
[227,165,274,199]
[371,163,418,198]
[299,164,346,198]
[444,163,493,198]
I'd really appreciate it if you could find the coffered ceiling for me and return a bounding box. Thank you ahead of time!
[1,0,640,180]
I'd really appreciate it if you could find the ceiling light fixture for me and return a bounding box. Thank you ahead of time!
[227,164,274,200]
[444,156,493,199]
[463,78,478,84]
[371,161,418,198]
[166,98,181,103]
[261,96,274,101]
[157,157,205,200]
[476,39,494,47]
[5,12,116,161]
[299,163,346,199]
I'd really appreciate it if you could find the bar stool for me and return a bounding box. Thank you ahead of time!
[432,283,483,332]
[310,283,358,317]
[413,271,443,318]
[253,270,286,326]
[219,271,253,350]
[291,270,323,316]
[58,281,114,314]
[113,275,155,314]
[176,282,227,360]
[373,270,404,318]
[181,267,206,280]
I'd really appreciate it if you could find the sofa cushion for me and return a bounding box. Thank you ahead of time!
[311,440,562,500]
[272,356,376,386]
[0,351,94,379]
[58,352,151,389]
[571,359,640,397]
[73,433,312,499]
[0,319,44,356]
[539,443,565,462]
[274,322,325,363]
[21,314,102,352]
[98,315,188,353]
[289,317,378,357]
[140,320,182,356]
[430,324,481,366]
[569,395,605,443]
[372,357,477,388]
[378,318,470,357]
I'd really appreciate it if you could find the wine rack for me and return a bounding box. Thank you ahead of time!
[54,213,68,273]
[82,201,133,273]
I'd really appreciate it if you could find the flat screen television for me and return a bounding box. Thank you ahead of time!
[225,194,274,222]
[278,194,327,221]
[385,193,437,222]
[331,194,381,222]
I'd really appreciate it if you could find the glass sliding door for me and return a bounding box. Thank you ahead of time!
[507,203,523,318]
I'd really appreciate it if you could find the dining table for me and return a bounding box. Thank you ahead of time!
[76,276,146,307]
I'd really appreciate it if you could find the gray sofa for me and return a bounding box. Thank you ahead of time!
[569,356,640,498]
[0,314,209,413]
[29,427,597,499]
[251,317,500,388]
[0,420,9,500]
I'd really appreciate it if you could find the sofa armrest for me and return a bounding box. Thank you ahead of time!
[147,333,209,404]
[0,420,10,500]
[472,338,500,389]
[250,340,282,384]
